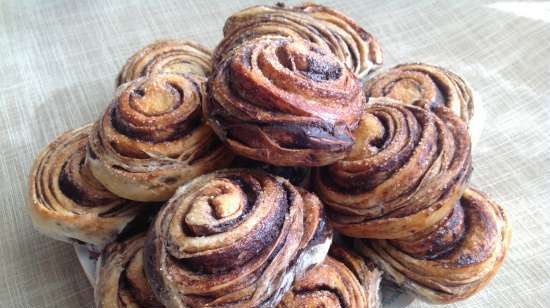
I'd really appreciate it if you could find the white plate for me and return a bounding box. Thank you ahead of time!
[76,245,414,307]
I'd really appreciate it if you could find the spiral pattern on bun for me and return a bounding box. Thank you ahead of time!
[278,244,382,308]
[364,63,475,125]
[144,169,332,308]
[314,97,472,239]
[96,233,164,308]
[28,124,150,247]
[206,36,364,167]
[355,188,511,303]
[117,40,212,85]
[215,3,382,77]
[88,73,233,202]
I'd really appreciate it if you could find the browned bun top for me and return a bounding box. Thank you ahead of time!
[355,187,511,303]
[207,36,364,167]
[314,97,471,239]
[144,169,332,308]
[117,39,212,85]
[216,3,382,77]
[87,73,233,201]
[364,63,474,124]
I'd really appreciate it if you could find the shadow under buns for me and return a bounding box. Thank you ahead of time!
[314,97,472,239]
[27,124,153,247]
[354,187,511,304]
[144,169,332,308]
[87,73,234,202]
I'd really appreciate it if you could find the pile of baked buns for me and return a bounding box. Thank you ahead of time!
[27,3,510,308]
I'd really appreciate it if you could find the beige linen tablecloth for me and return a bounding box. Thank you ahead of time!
[1,0,548,307]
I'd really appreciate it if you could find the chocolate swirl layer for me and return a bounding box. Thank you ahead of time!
[144,169,332,308]
[355,188,511,303]
[88,73,233,202]
[364,63,475,125]
[215,3,382,77]
[206,36,364,167]
[278,244,382,308]
[314,97,472,239]
[28,124,149,246]
[96,233,164,308]
[117,40,212,85]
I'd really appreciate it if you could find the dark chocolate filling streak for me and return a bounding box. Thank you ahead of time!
[144,170,332,308]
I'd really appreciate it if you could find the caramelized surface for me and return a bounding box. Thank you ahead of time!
[207,37,363,167]
[314,97,472,239]
[144,169,332,308]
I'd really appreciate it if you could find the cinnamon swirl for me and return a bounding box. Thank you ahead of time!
[207,36,363,167]
[314,97,472,239]
[144,169,332,308]
[88,73,233,201]
[278,244,382,308]
[215,3,382,77]
[355,188,511,303]
[28,124,151,247]
[364,63,475,125]
[117,40,212,85]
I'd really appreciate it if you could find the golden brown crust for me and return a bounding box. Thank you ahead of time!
[207,36,364,167]
[354,187,511,303]
[144,169,332,308]
[215,3,382,78]
[313,97,472,239]
[364,63,475,124]
[293,3,383,78]
[218,3,382,77]
[27,124,149,246]
[88,73,234,201]
[278,244,382,308]
[95,233,164,308]
[117,40,212,85]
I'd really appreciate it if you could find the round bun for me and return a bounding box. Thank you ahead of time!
[207,36,364,167]
[28,124,151,247]
[314,97,471,239]
[88,73,233,201]
[144,169,332,308]
[279,244,382,308]
[364,63,483,143]
[355,188,511,303]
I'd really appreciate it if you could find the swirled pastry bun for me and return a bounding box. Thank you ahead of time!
[207,36,364,167]
[355,188,511,303]
[88,73,233,202]
[314,97,472,239]
[28,124,153,247]
[216,3,382,77]
[364,63,484,145]
[96,233,164,308]
[117,39,212,85]
[279,244,382,308]
[144,169,332,308]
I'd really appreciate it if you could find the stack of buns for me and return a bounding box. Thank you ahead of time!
[27,3,510,308]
